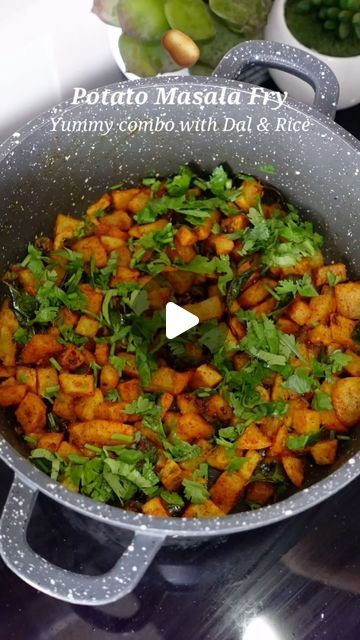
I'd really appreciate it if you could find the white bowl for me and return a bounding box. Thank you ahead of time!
[265,0,360,109]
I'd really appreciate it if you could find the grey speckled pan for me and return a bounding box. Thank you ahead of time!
[0,41,359,606]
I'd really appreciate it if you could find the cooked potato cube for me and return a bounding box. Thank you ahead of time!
[311,439,338,465]
[246,481,274,506]
[177,393,199,414]
[74,388,104,421]
[79,284,103,314]
[111,188,139,210]
[335,282,360,319]
[159,459,183,491]
[184,296,224,323]
[86,194,112,222]
[276,317,300,335]
[191,364,223,389]
[59,373,94,397]
[235,180,263,211]
[209,234,234,256]
[127,189,151,214]
[176,412,214,442]
[0,384,27,407]
[147,367,191,395]
[69,420,134,448]
[37,367,59,398]
[95,343,109,367]
[292,409,321,434]
[37,432,64,452]
[205,394,233,422]
[210,451,261,513]
[319,409,347,433]
[54,214,81,249]
[75,316,100,339]
[57,441,81,461]
[183,499,225,518]
[206,445,232,471]
[344,350,360,376]
[118,379,141,403]
[330,314,356,347]
[160,392,174,417]
[16,367,37,392]
[116,352,138,378]
[268,424,288,457]
[0,301,19,366]
[282,455,304,488]
[238,279,277,309]
[100,210,132,230]
[332,377,360,426]
[53,393,75,421]
[307,325,332,347]
[176,226,198,247]
[100,364,120,393]
[308,292,335,325]
[315,264,347,288]
[142,497,169,517]
[236,424,271,450]
[22,334,63,365]
[58,345,85,371]
[72,237,108,268]
[221,214,248,233]
[94,402,138,422]
[15,392,47,433]
[129,219,167,238]
[287,297,311,326]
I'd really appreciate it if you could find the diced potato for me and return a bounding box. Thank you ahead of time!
[75,316,100,339]
[191,364,223,389]
[228,316,246,340]
[54,214,81,249]
[100,210,132,230]
[0,384,27,407]
[99,235,126,252]
[129,219,167,238]
[160,459,183,491]
[147,367,191,395]
[127,189,151,214]
[246,481,274,505]
[292,409,321,434]
[15,392,47,433]
[268,424,288,456]
[277,253,324,277]
[160,392,174,417]
[58,345,85,371]
[58,441,81,461]
[238,278,277,309]
[210,451,261,513]
[183,499,225,518]
[330,314,356,348]
[57,308,79,328]
[344,350,360,376]
[172,241,197,264]
[142,497,169,517]
[116,353,138,378]
[177,393,199,414]
[0,301,19,366]
[319,409,347,433]
[100,364,120,393]
[17,268,38,295]
[176,412,214,442]
[79,284,103,315]
[209,234,234,256]
[205,394,232,422]
[16,367,37,392]
[164,269,195,294]
[314,263,347,287]
[176,226,198,247]
[53,393,75,421]
[233,353,250,371]
[282,455,304,488]
[335,282,360,319]
[311,439,338,465]
[86,194,112,222]
[118,379,141,403]
[308,292,335,325]
[184,296,224,323]
[69,420,134,448]
[37,367,59,398]
[307,325,332,347]
[236,424,271,451]
[74,388,104,421]
[111,266,140,285]
[0,366,16,379]
[206,445,232,471]
[276,317,300,335]
[37,432,64,452]
[195,210,220,241]
[251,298,277,316]
[287,297,311,326]
[112,188,140,210]
[221,214,248,233]
[95,343,109,367]
[22,334,63,365]
[59,373,94,397]
[235,180,263,211]
[94,402,138,422]
[148,287,172,310]
[72,237,108,268]
[332,377,360,426]
[271,373,289,402]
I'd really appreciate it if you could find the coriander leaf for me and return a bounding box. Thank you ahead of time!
[283,367,317,394]
[328,350,352,375]
[182,478,209,505]
[327,272,342,287]
[164,437,201,462]
[198,323,227,354]
[91,251,118,289]
[227,456,248,474]
[160,490,184,507]
[109,355,127,374]
[14,327,32,345]
[275,274,318,300]
[312,390,333,411]
[106,389,121,402]
[124,289,149,316]
[166,165,193,196]
[287,431,323,451]
[125,395,165,437]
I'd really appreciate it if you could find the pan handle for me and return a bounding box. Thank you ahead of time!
[213,40,339,120]
[0,476,165,605]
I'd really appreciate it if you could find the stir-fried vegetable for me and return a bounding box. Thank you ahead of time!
[0,165,359,519]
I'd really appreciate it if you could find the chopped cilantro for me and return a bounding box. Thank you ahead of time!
[182,478,209,505]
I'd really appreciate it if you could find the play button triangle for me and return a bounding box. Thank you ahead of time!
[165,302,199,340]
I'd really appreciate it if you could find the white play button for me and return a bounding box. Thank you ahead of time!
[165,302,199,340]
